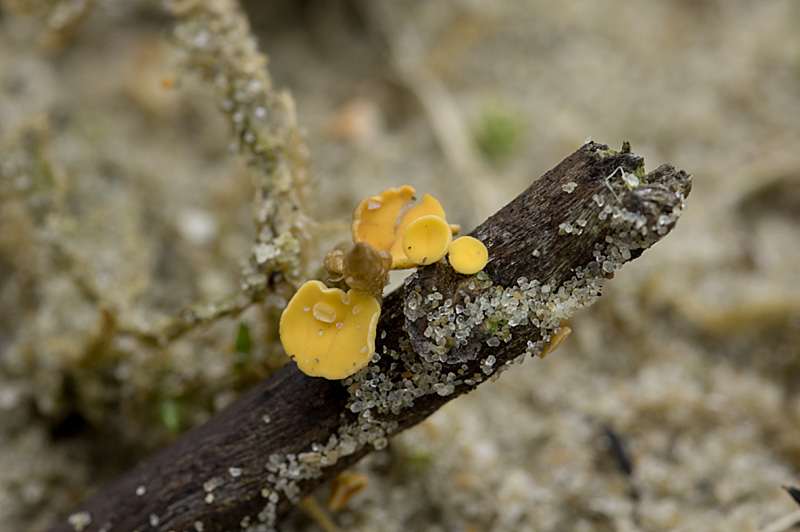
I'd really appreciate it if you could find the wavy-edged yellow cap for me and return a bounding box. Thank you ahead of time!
[279,281,381,379]
[401,214,453,266]
[351,185,416,253]
[351,186,451,270]
[448,236,488,275]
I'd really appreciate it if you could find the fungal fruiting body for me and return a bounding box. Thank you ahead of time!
[351,186,454,269]
[448,236,489,275]
[388,194,447,266]
[280,281,381,379]
[342,242,392,297]
[402,215,453,266]
[327,471,369,511]
[351,185,416,253]
[541,326,572,358]
[281,186,492,380]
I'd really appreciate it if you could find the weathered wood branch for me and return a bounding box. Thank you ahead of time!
[49,142,691,532]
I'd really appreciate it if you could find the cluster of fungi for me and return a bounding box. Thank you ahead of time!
[279,185,489,379]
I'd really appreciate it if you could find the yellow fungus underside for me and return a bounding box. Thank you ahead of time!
[448,236,489,275]
[351,185,416,252]
[280,280,381,380]
[402,214,453,266]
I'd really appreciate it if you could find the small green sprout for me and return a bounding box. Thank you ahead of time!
[403,450,434,474]
[158,396,182,435]
[234,322,253,355]
[475,105,526,165]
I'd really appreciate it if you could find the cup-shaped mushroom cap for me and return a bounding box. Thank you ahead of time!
[448,236,489,274]
[280,280,381,380]
[352,185,416,252]
[389,194,446,265]
[351,186,451,270]
[401,215,453,266]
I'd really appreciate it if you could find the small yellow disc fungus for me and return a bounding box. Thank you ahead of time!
[401,215,452,266]
[389,194,446,261]
[280,281,381,380]
[448,236,489,275]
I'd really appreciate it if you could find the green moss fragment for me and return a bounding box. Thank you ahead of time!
[594,141,648,181]
[158,396,182,435]
[484,317,508,335]
[403,450,434,473]
[235,322,253,355]
[475,105,526,165]
[632,161,648,181]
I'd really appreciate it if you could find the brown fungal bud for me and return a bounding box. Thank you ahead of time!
[324,249,346,282]
[343,242,392,298]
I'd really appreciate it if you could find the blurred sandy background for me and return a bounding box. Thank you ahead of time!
[2,1,800,531]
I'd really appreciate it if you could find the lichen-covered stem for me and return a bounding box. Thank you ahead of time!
[95,0,318,347]
[170,0,312,298]
[47,142,690,532]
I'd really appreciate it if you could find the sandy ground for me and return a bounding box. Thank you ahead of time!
[2,0,800,531]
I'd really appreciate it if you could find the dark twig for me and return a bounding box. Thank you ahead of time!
[784,486,800,508]
[49,142,690,532]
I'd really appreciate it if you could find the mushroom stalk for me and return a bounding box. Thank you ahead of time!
[47,142,691,532]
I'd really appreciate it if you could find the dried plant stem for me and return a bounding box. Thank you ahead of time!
[48,142,690,532]
[759,510,800,532]
[169,0,312,302]
[102,0,317,346]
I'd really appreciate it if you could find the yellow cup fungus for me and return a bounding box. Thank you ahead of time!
[280,280,381,379]
[351,185,416,253]
[388,194,446,260]
[351,185,454,269]
[448,236,489,275]
[280,185,496,380]
[401,214,453,266]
